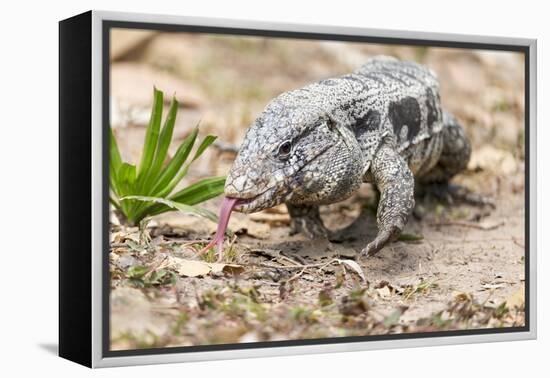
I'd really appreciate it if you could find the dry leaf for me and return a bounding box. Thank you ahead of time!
[168,256,244,277]
[453,291,473,302]
[110,231,126,244]
[336,259,366,283]
[209,263,245,275]
[171,258,211,277]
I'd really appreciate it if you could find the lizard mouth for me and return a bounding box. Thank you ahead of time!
[228,187,275,213]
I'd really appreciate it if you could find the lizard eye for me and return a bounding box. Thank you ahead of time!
[277,140,292,159]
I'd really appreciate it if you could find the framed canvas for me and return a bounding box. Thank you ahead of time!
[59,10,537,368]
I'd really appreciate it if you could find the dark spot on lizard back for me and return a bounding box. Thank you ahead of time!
[351,109,381,138]
[388,96,421,142]
[340,98,361,113]
[360,73,386,86]
[377,70,408,85]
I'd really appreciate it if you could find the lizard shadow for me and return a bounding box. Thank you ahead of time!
[267,207,426,275]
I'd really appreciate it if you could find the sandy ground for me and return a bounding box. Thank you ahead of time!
[108,30,526,350]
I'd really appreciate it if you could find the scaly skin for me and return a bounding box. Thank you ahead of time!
[225,56,477,257]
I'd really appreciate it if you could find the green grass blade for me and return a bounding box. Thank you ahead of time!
[137,88,163,184]
[117,162,137,200]
[143,176,225,217]
[108,87,224,227]
[158,134,218,198]
[191,135,217,163]
[151,127,198,195]
[109,195,122,212]
[132,95,178,218]
[121,195,218,223]
[142,96,178,193]
[170,176,226,205]
[109,128,123,195]
[118,163,136,185]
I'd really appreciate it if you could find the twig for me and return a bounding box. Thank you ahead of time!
[430,220,505,231]
[512,237,525,249]
[278,254,306,266]
[175,239,212,245]
[144,256,168,279]
[257,280,281,286]
[317,258,338,273]
[257,260,336,270]
[110,243,128,249]
[286,268,307,283]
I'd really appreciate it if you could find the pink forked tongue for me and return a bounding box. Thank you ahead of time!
[200,197,239,260]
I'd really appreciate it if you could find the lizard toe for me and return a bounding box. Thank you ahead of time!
[361,227,400,257]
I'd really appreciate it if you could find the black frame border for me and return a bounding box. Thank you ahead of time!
[101,20,531,359]
[59,11,93,367]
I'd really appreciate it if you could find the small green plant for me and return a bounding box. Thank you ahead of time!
[126,265,176,288]
[110,88,225,226]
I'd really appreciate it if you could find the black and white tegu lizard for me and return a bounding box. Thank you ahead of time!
[208,56,486,258]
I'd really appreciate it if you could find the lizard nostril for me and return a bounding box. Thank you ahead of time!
[231,175,247,191]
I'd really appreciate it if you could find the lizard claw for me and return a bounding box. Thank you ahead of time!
[361,227,400,258]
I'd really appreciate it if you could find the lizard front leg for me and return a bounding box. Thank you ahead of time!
[363,142,415,257]
[286,203,328,239]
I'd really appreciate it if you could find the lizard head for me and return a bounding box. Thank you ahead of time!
[224,91,364,213]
